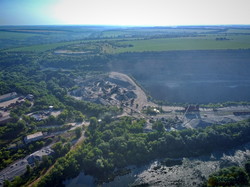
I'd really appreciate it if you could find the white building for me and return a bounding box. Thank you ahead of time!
[24,132,44,144]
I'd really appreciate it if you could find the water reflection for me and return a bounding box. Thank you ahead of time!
[64,173,95,187]
[143,80,250,104]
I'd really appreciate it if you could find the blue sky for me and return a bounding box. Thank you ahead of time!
[0,0,250,26]
[0,0,59,25]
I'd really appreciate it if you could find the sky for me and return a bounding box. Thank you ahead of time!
[0,0,250,26]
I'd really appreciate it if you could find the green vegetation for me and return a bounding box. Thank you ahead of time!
[0,26,102,49]
[207,160,250,186]
[0,31,39,40]
[226,29,250,33]
[3,41,81,53]
[3,140,72,187]
[2,26,250,53]
[112,37,250,53]
[100,27,220,38]
[0,49,119,181]
[36,119,250,186]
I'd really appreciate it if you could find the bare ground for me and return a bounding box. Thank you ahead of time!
[109,72,183,112]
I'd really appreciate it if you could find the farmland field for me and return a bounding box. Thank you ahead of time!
[112,36,250,53]
[3,41,83,52]
[0,31,39,39]
[2,26,250,53]
[0,26,105,49]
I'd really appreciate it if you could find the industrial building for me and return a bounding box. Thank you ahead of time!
[24,132,44,144]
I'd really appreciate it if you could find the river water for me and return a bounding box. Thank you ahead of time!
[64,143,250,187]
[143,79,250,104]
[110,50,250,104]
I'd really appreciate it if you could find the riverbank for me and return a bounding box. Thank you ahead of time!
[65,142,250,187]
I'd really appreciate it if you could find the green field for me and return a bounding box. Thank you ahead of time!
[226,29,250,33]
[2,39,117,52]
[1,26,250,53]
[7,36,250,53]
[0,31,39,39]
[112,36,250,53]
[2,41,84,52]
[0,26,101,50]
[100,28,219,38]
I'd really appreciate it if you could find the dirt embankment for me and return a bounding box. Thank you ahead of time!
[109,72,154,111]
[109,72,183,112]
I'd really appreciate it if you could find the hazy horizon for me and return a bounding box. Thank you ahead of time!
[1,0,250,26]
[1,24,250,27]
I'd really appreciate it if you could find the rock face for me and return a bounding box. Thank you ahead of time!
[132,144,250,187]
[133,160,211,187]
